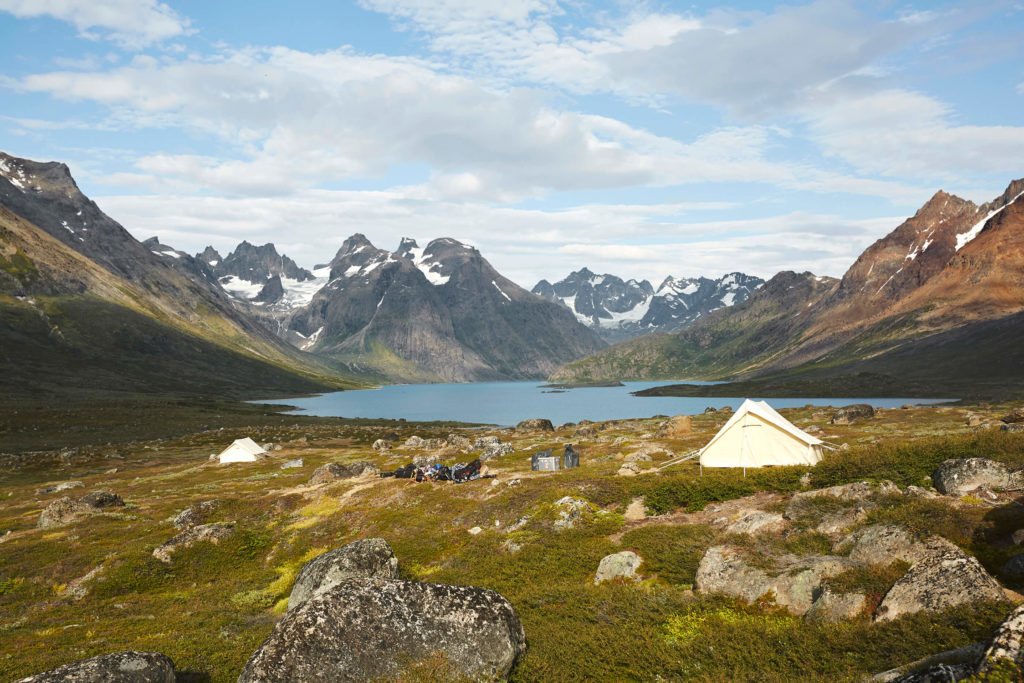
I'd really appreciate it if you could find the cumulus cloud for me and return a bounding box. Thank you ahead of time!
[0,0,192,49]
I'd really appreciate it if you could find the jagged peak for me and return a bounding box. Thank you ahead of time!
[0,150,79,196]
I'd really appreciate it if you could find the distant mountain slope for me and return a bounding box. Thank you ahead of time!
[0,151,362,398]
[552,177,1024,387]
[532,268,762,342]
[288,236,606,381]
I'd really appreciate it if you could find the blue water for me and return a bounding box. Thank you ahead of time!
[257,382,949,426]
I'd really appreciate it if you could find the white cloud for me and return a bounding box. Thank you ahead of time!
[0,0,192,49]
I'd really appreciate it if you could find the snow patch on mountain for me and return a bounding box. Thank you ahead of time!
[956,189,1024,251]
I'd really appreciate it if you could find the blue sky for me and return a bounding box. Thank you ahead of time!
[0,0,1022,287]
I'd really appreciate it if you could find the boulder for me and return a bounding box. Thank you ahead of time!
[871,642,987,682]
[473,436,500,450]
[447,434,471,450]
[516,418,554,433]
[172,500,220,530]
[308,461,379,486]
[1001,410,1024,424]
[978,603,1024,674]
[722,510,788,535]
[617,462,641,477]
[805,588,867,622]
[34,481,84,496]
[905,485,938,499]
[14,651,176,682]
[239,579,526,682]
[573,425,598,439]
[815,506,871,536]
[412,454,439,468]
[789,480,900,507]
[1002,424,1024,433]
[404,435,424,448]
[422,438,446,450]
[831,404,875,425]
[874,544,1006,622]
[1012,529,1024,546]
[280,458,303,469]
[594,551,643,585]
[966,415,984,427]
[625,452,653,463]
[371,439,390,451]
[152,523,235,563]
[553,496,592,530]
[480,442,514,461]
[1003,554,1024,578]
[833,525,946,566]
[695,546,852,615]
[287,538,399,612]
[932,458,1018,495]
[80,491,124,508]
[656,415,692,438]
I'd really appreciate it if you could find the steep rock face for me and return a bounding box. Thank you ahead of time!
[213,240,313,283]
[533,268,762,343]
[239,578,526,682]
[291,236,605,381]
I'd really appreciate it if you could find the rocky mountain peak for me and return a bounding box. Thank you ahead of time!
[217,241,313,284]
[0,151,78,198]
[396,237,419,257]
[197,246,223,267]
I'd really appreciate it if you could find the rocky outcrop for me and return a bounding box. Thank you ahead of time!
[308,461,379,485]
[516,418,554,433]
[481,442,514,461]
[287,538,400,612]
[804,588,867,622]
[172,500,220,530]
[656,415,692,438]
[15,651,176,682]
[831,404,875,424]
[932,458,1019,495]
[553,497,592,530]
[978,603,1024,674]
[594,551,643,585]
[239,578,526,682]
[474,436,500,450]
[695,546,852,615]
[152,523,235,564]
[37,491,124,528]
[874,543,1005,622]
[722,510,788,535]
[833,525,943,566]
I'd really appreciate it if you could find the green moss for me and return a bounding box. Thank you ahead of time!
[619,524,715,586]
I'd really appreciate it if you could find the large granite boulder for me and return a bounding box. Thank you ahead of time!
[15,651,175,682]
[37,490,125,528]
[172,500,220,530]
[473,436,500,450]
[978,603,1024,674]
[874,543,1006,622]
[695,546,852,615]
[832,525,945,566]
[308,461,379,486]
[287,538,400,612]
[932,458,1019,495]
[656,415,692,438]
[152,523,235,563]
[516,418,553,433]
[831,404,875,425]
[594,551,643,585]
[481,442,514,461]
[239,578,526,682]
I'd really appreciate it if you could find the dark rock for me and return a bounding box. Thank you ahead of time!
[1001,423,1024,433]
[173,500,220,530]
[254,274,284,303]
[288,538,400,612]
[14,651,176,682]
[308,461,379,485]
[831,404,875,425]
[516,418,554,432]
[704,406,718,413]
[80,490,124,508]
[1001,410,1024,424]
[932,458,1018,495]
[239,578,526,682]
[152,523,235,563]
[1003,554,1024,577]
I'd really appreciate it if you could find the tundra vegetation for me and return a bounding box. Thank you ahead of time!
[2,402,1024,681]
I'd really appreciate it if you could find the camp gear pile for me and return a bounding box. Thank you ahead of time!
[381,458,484,483]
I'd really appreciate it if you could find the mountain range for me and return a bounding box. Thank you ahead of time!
[532,268,763,343]
[552,178,1024,397]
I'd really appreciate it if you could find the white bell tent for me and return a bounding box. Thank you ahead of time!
[217,437,267,464]
[699,399,827,470]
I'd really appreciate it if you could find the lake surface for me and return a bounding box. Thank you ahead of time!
[258,381,949,426]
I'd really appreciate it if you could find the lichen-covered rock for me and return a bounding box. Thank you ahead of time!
[977,603,1024,674]
[371,439,390,451]
[722,510,788,535]
[447,434,471,450]
[625,452,653,463]
[573,425,598,439]
[473,435,500,450]
[152,523,235,563]
[1002,410,1024,424]
[422,438,446,450]
[695,546,852,615]
[280,458,303,469]
[815,505,871,536]
[239,578,526,682]
[594,551,643,584]
[553,496,592,529]
[831,404,875,425]
[932,458,1018,495]
[37,490,124,528]
[412,454,439,468]
[833,525,948,566]
[80,491,124,508]
[874,544,1006,622]
[287,538,399,612]
[481,442,514,461]
[34,481,84,496]
[404,435,424,447]
[788,480,900,509]
[656,415,692,438]
[805,588,867,622]
[617,462,641,477]
[172,500,220,530]
[308,461,378,486]
[15,651,176,682]
[871,642,987,682]
[516,418,554,433]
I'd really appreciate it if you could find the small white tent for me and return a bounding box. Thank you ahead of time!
[217,437,267,464]
[700,399,826,469]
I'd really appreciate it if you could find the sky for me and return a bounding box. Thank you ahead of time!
[0,0,1022,289]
